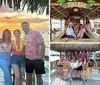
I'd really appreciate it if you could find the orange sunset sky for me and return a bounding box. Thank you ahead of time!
[0,5,49,38]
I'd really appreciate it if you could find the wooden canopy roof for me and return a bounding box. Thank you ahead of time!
[50,44,100,51]
[50,0,100,19]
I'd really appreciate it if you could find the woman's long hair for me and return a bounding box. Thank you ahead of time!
[86,17,90,24]
[2,29,11,42]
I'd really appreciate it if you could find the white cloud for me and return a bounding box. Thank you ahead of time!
[0,5,48,18]
[0,12,19,17]
[17,13,48,19]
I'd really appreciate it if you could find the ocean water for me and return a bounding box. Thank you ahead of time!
[41,32,49,56]
[51,19,65,30]
[50,56,60,62]
[50,50,60,62]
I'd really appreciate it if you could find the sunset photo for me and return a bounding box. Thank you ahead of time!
[0,0,49,85]
[0,5,49,37]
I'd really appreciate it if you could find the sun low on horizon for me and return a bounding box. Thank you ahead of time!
[0,5,49,38]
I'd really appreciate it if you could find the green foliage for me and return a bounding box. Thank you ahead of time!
[0,0,49,15]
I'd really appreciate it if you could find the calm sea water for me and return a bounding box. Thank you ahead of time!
[50,50,60,62]
[41,32,49,56]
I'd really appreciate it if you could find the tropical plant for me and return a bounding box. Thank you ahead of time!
[0,0,49,14]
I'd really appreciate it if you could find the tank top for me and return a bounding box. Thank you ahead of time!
[0,42,11,52]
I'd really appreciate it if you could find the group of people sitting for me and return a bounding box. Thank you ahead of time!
[66,23,90,39]
[66,17,91,39]
[56,51,94,80]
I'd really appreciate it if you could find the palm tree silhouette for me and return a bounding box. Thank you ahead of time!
[0,0,49,14]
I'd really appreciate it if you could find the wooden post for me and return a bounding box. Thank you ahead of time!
[60,19,63,32]
[50,14,52,41]
[64,19,67,32]
[60,19,62,30]
[60,51,61,59]
[65,51,67,57]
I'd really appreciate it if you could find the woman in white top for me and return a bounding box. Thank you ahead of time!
[66,23,75,38]
[0,29,12,85]
[74,58,83,79]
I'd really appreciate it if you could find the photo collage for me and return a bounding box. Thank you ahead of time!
[0,0,100,85]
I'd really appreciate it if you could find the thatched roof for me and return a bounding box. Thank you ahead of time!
[50,0,100,19]
[50,44,100,51]
[0,0,49,14]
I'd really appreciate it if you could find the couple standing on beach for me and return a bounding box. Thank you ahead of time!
[0,22,45,85]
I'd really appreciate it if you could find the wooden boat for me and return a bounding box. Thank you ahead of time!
[50,0,100,42]
[50,44,100,84]
[52,31,100,42]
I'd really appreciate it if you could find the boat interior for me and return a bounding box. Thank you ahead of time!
[50,0,100,42]
[50,44,100,85]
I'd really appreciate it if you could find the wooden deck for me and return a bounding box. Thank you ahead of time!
[50,70,100,85]
[51,30,100,42]
[51,77,100,85]
[0,61,49,85]
[52,30,65,41]
[54,38,99,42]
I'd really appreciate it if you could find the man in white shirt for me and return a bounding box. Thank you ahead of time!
[66,23,76,38]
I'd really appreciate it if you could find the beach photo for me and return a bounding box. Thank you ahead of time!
[0,0,49,85]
